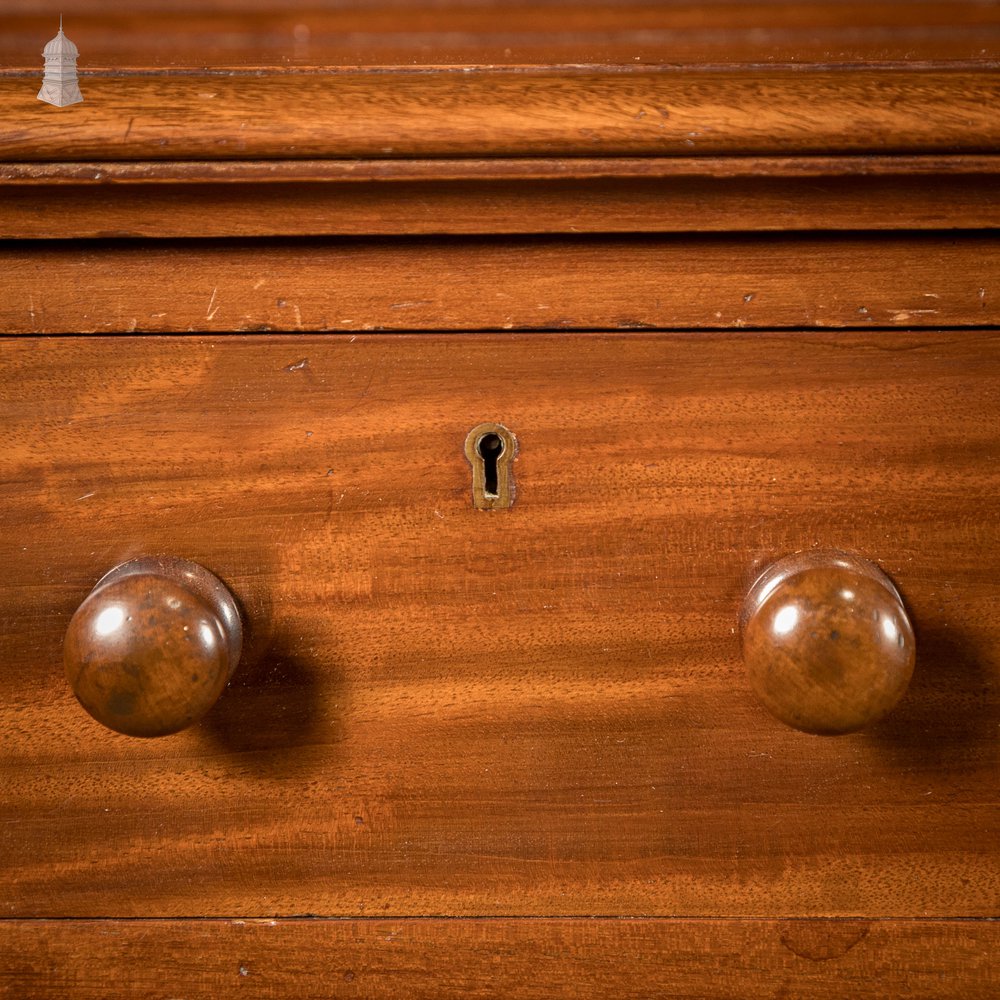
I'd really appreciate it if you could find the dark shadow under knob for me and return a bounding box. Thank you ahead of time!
[64,556,243,737]
[741,550,915,735]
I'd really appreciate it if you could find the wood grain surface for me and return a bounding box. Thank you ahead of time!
[1,332,998,918]
[2,235,996,333]
[1,918,998,999]
[2,1,999,67]
[2,69,999,161]
[4,155,999,238]
[6,2,999,991]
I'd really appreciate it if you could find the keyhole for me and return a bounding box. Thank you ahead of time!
[464,422,516,510]
[477,433,504,497]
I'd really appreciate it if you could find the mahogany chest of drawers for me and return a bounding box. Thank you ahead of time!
[1,2,999,996]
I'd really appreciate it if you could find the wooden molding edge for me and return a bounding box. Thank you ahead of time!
[2,69,999,163]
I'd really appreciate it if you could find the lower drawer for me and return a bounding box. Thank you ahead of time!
[1,331,998,918]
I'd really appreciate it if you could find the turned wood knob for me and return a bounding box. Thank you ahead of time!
[741,551,915,735]
[64,557,243,737]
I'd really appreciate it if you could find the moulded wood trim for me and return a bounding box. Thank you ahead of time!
[2,1,999,67]
[2,156,998,238]
[2,69,999,162]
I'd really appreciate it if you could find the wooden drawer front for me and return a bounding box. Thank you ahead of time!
[1,331,998,918]
[3,236,998,334]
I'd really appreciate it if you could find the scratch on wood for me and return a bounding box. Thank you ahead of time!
[123,117,135,141]
[76,492,95,501]
[276,298,302,326]
[206,286,220,320]
[284,358,309,372]
[331,369,375,418]
[890,308,938,322]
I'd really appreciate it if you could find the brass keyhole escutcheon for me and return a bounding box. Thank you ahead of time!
[464,422,516,510]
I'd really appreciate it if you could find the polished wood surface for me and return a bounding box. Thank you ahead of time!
[742,551,915,735]
[2,69,999,161]
[64,556,243,737]
[2,234,997,334]
[3,2,998,988]
[1,918,998,999]
[2,1,998,67]
[1,332,998,917]
[4,155,999,238]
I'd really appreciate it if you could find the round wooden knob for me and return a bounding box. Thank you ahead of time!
[64,557,242,737]
[741,551,915,735]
